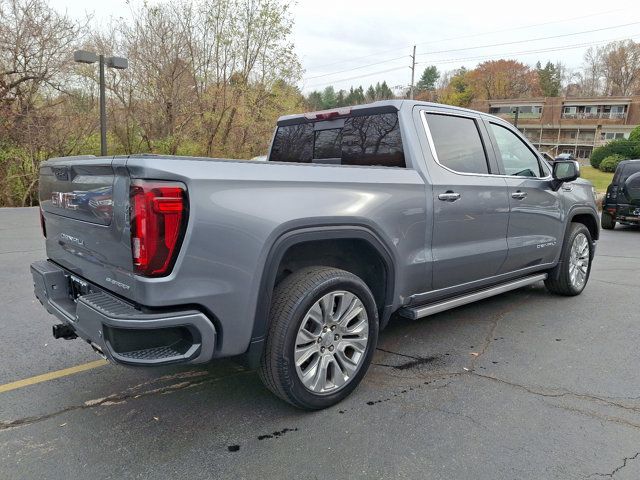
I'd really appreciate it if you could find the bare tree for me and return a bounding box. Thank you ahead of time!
[600,40,640,96]
[0,0,304,206]
[0,0,89,206]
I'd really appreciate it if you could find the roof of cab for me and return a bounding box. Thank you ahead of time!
[276,99,499,126]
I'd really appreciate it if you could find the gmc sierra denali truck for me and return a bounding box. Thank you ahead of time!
[31,100,599,410]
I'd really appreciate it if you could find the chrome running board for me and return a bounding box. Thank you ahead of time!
[399,273,548,320]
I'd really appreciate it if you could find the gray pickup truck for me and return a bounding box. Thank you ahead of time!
[31,100,599,409]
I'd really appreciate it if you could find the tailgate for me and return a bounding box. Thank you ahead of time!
[39,156,135,294]
[40,156,116,225]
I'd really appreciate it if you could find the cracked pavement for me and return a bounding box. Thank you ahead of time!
[2,207,640,479]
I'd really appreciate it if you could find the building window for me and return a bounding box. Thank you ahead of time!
[583,106,599,118]
[604,132,626,140]
[489,105,542,117]
[610,106,626,119]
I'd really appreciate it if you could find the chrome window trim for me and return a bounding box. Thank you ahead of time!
[419,109,553,181]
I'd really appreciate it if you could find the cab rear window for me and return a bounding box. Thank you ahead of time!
[269,113,405,168]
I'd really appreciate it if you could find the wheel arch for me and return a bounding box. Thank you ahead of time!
[249,225,397,349]
[568,207,599,242]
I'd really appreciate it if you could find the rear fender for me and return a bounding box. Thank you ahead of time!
[242,225,396,367]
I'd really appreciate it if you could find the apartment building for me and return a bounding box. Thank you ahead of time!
[471,96,640,159]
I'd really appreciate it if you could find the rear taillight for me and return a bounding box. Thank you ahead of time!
[129,180,188,277]
[39,207,47,238]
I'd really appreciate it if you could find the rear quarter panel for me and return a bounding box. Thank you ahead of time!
[125,157,427,356]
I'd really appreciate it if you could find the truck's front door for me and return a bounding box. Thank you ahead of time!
[421,110,510,291]
[484,120,564,272]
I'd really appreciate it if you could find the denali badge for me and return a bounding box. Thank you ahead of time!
[105,277,131,290]
[60,233,84,246]
[537,241,557,249]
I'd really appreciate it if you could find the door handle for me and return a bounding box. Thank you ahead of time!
[511,191,528,200]
[438,192,461,202]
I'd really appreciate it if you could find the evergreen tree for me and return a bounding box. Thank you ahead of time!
[536,61,561,97]
[346,86,365,105]
[307,91,323,110]
[376,81,394,100]
[416,65,440,91]
[365,85,376,102]
[321,86,337,109]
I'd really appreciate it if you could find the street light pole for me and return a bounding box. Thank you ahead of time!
[73,50,128,157]
[99,55,107,156]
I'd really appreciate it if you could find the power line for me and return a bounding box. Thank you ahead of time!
[303,20,640,85]
[415,34,640,66]
[304,8,623,72]
[304,34,639,90]
[414,8,624,47]
[303,55,408,81]
[417,20,640,57]
[304,65,408,89]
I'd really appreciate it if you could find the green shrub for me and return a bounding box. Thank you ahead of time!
[590,139,640,169]
[630,125,640,143]
[599,154,626,172]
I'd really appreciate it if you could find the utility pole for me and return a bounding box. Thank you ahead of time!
[513,106,520,128]
[409,45,416,100]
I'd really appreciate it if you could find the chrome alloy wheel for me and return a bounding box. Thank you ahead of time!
[569,232,590,290]
[294,290,369,394]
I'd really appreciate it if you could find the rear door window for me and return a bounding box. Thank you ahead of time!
[425,113,490,174]
[269,113,405,168]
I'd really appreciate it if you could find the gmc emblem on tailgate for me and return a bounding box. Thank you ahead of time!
[51,192,79,210]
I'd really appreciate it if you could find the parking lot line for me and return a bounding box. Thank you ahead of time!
[0,359,108,394]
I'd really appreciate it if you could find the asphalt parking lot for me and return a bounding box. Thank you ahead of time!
[1,207,639,480]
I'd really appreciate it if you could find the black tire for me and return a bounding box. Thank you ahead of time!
[544,223,593,296]
[258,266,379,410]
[601,211,616,230]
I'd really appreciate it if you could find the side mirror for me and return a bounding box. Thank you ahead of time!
[552,160,580,187]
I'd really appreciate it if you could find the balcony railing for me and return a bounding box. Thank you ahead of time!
[561,112,626,120]
[499,112,542,119]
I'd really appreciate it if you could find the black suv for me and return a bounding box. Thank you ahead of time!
[601,159,640,230]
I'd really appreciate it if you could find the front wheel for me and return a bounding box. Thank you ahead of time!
[545,223,593,296]
[259,267,379,410]
[601,211,616,230]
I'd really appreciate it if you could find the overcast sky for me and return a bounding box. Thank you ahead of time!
[50,0,640,93]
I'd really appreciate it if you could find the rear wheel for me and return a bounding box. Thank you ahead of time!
[545,223,593,296]
[258,267,378,410]
[601,211,616,230]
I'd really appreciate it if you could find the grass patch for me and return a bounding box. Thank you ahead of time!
[580,166,613,192]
